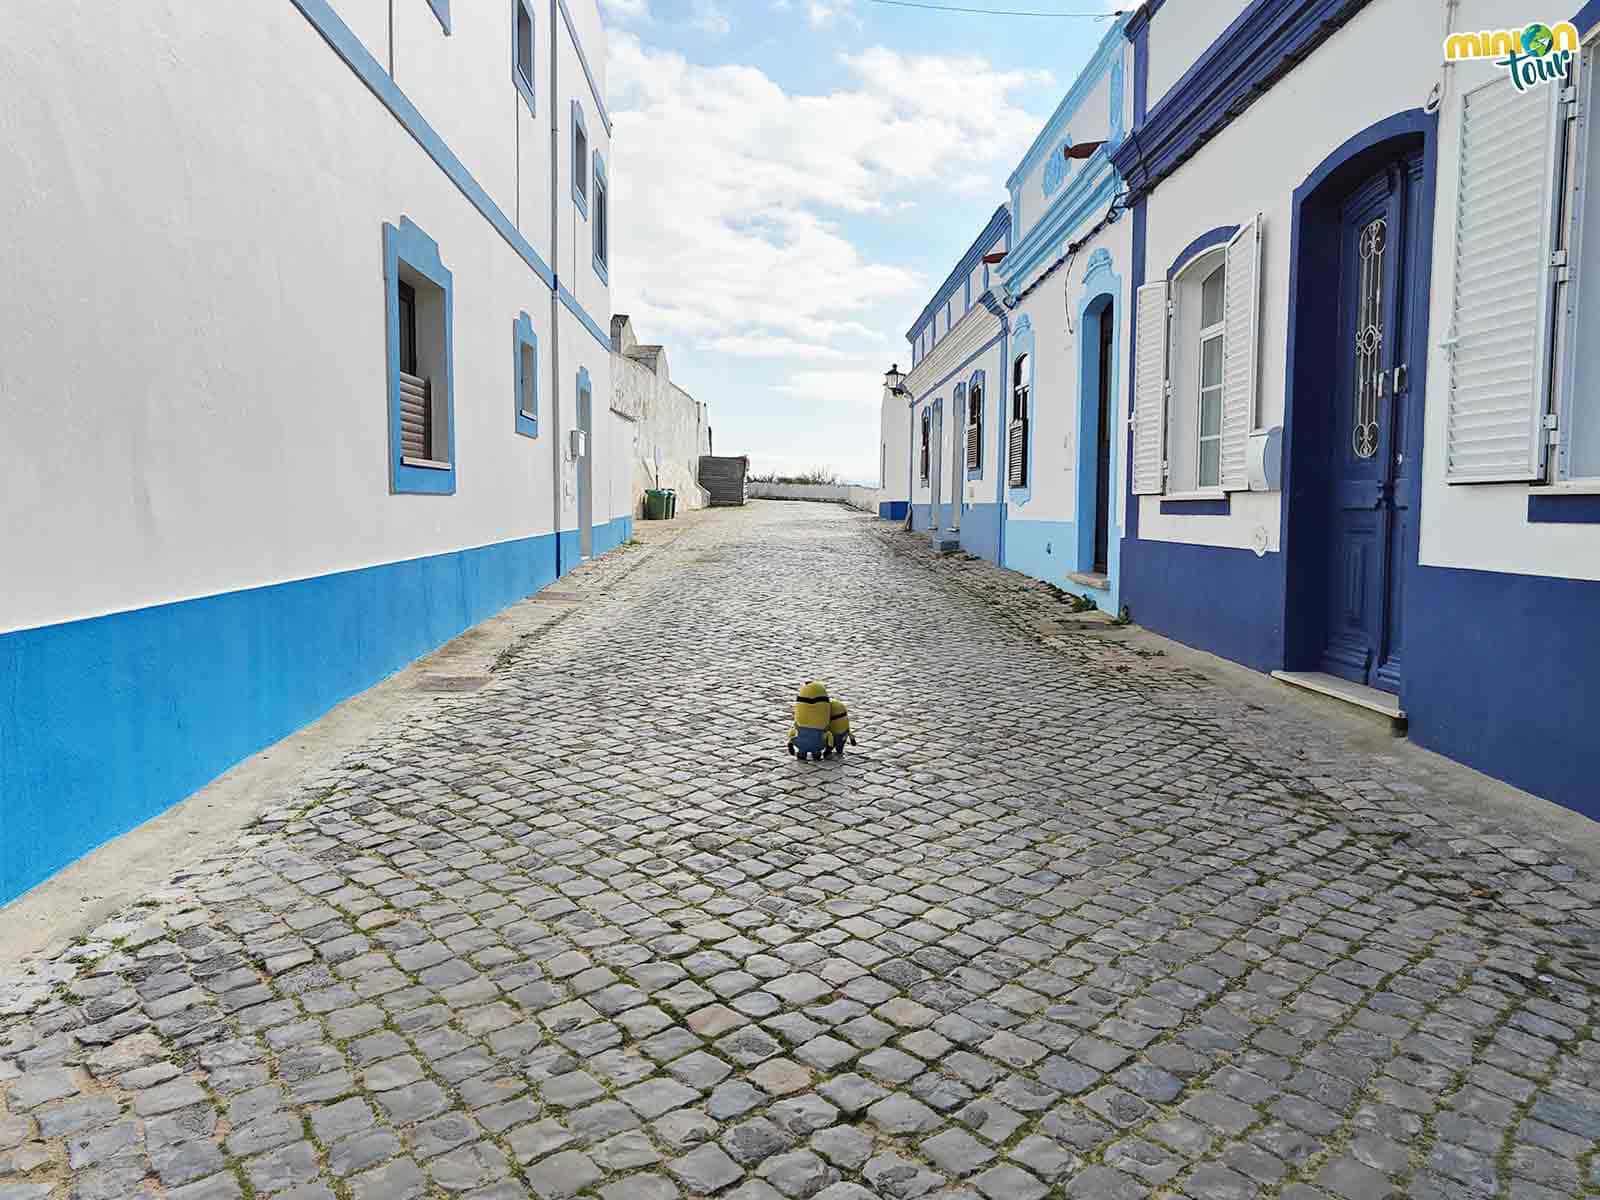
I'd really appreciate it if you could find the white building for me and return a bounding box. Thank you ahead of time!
[0,0,624,904]
[880,20,1133,615]
[610,315,714,517]
[1113,0,1600,818]
[994,21,1133,614]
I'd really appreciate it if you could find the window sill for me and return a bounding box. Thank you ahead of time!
[572,187,589,220]
[402,456,453,471]
[1528,490,1600,524]
[1160,489,1230,515]
[593,254,609,285]
[1538,479,1600,495]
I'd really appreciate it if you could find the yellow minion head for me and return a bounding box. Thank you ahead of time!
[828,699,851,740]
[794,681,831,732]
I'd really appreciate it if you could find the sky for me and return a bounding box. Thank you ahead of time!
[598,0,1128,484]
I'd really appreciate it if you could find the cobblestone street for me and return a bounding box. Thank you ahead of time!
[4,501,1599,1200]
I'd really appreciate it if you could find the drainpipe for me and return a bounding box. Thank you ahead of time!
[548,0,564,576]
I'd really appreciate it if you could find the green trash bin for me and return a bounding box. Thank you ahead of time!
[643,489,669,520]
[664,490,677,519]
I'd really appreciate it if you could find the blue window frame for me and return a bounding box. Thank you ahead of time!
[572,100,589,218]
[384,218,455,495]
[1008,315,1035,504]
[514,311,539,439]
[427,0,451,34]
[592,152,609,283]
[513,0,536,116]
[966,369,986,480]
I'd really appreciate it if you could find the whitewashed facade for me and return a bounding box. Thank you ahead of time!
[879,20,1133,613]
[1114,0,1600,818]
[0,0,622,904]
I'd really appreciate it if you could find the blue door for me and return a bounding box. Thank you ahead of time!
[1321,155,1422,692]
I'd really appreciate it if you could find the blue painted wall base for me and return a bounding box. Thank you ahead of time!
[1120,537,1285,672]
[959,504,1002,564]
[1003,517,1121,612]
[878,501,909,521]
[1405,564,1600,820]
[0,516,632,906]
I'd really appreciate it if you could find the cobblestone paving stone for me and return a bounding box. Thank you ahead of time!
[3,501,1599,1200]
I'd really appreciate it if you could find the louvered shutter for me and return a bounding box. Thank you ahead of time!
[1444,76,1563,482]
[1220,215,1261,491]
[400,371,431,460]
[966,385,982,470]
[1132,281,1170,494]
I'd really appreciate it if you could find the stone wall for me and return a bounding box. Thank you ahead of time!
[611,316,713,517]
[748,483,884,512]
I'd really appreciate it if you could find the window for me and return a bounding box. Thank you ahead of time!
[1131,218,1260,497]
[1196,262,1226,488]
[1444,42,1597,486]
[384,218,454,495]
[572,101,589,217]
[513,0,536,115]
[514,311,539,439]
[920,408,930,482]
[966,374,983,473]
[1008,353,1029,487]
[593,153,609,282]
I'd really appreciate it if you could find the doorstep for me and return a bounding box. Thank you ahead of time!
[1272,670,1406,731]
[1067,571,1110,590]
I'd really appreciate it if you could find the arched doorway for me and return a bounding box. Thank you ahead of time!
[1283,111,1438,697]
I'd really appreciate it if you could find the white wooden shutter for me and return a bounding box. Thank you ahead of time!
[1444,76,1563,482]
[1220,215,1261,491]
[1132,280,1170,494]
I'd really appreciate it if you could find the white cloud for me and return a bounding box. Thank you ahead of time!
[689,0,731,34]
[806,0,857,28]
[607,34,1047,338]
[600,0,651,23]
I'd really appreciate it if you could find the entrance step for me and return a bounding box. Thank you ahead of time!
[1271,670,1407,732]
[1067,571,1109,590]
[931,532,961,552]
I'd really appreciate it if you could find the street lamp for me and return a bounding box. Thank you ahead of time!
[884,364,909,397]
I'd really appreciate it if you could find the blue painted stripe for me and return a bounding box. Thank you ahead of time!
[878,500,909,521]
[290,0,556,290]
[1160,495,1230,515]
[1528,493,1600,523]
[0,518,633,906]
[559,283,612,352]
[557,0,613,134]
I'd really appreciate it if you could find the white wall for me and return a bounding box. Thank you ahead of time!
[1134,0,1437,554]
[879,386,911,504]
[1004,219,1131,533]
[0,0,613,634]
[1013,72,1113,246]
[1144,1,1249,115]
[611,320,712,517]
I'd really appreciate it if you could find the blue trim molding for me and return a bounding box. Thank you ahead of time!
[1168,225,1238,278]
[289,0,556,291]
[1528,493,1600,523]
[1043,137,1073,198]
[0,519,635,907]
[512,0,537,117]
[1007,17,1130,194]
[592,151,609,283]
[514,311,539,439]
[385,218,456,495]
[427,0,451,34]
[1161,496,1230,515]
[558,282,612,352]
[966,369,987,481]
[906,206,1009,344]
[571,99,590,218]
[1111,0,1373,201]
[1001,162,1120,296]
[557,0,612,134]
[1076,261,1123,602]
[1008,315,1037,507]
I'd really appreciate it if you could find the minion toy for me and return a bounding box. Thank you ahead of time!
[788,681,834,761]
[826,699,857,757]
